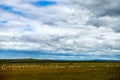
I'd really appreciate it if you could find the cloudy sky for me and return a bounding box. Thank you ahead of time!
[0,0,120,60]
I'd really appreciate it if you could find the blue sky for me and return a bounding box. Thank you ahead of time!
[32,1,56,6]
[0,0,120,60]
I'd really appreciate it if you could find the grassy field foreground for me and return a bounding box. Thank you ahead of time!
[0,60,120,80]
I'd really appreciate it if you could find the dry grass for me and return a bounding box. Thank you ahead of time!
[0,62,120,80]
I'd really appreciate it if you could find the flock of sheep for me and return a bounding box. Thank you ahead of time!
[0,64,120,71]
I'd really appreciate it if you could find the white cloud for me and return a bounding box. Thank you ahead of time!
[0,0,120,59]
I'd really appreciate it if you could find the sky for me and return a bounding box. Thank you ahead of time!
[0,0,120,60]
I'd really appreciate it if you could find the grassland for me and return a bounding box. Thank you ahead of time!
[0,59,120,80]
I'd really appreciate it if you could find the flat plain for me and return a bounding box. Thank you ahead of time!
[0,59,120,80]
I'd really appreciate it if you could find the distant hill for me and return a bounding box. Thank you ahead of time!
[0,58,120,63]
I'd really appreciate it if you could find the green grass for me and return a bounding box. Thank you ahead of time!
[0,61,120,80]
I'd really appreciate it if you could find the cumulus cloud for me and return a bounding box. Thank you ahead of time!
[0,0,120,60]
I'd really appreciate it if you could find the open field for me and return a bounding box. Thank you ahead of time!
[0,60,120,80]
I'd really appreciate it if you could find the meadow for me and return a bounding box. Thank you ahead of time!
[0,59,120,80]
